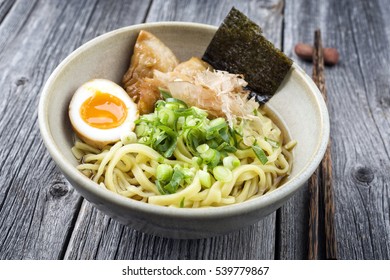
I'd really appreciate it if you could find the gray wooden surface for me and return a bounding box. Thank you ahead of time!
[0,0,389,260]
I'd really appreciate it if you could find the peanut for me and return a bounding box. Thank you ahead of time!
[294,43,339,66]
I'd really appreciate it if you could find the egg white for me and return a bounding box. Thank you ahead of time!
[69,79,138,149]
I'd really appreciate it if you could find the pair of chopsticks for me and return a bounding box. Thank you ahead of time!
[308,30,337,260]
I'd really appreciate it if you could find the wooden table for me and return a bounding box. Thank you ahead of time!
[0,0,389,260]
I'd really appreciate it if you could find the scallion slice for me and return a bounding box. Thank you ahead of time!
[196,144,209,154]
[252,145,268,164]
[180,197,185,208]
[156,164,173,182]
[165,97,188,108]
[198,169,212,188]
[159,87,172,99]
[155,180,166,195]
[213,166,233,182]
[201,148,221,167]
[223,155,240,170]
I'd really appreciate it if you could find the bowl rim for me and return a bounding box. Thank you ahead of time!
[38,21,329,219]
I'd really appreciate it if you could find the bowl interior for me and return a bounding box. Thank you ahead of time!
[40,22,328,222]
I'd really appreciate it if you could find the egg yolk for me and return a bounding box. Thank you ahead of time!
[80,91,127,129]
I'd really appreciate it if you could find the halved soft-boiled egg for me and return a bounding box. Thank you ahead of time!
[69,79,138,149]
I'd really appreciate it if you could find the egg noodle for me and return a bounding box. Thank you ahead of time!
[71,106,295,208]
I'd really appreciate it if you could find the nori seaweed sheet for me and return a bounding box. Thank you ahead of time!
[202,7,292,104]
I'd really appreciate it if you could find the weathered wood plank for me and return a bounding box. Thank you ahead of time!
[63,0,285,260]
[3,0,388,261]
[280,0,325,260]
[0,0,83,260]
[64,200,276,260]
[114,214,276,260]
[0,0,150,260]
[64,200,121,260]
[332,0,390,259]
[0,0,16,24]
[146,0,284,44]
[283,0,390,259]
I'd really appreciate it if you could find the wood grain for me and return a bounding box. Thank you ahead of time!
[0,0,150,260]
[307,30,326,260]
[334,0,390,259]
[308,169,320,260]
[0,0,16,24]
[307,30,324,261]
[1,0,389,260]
[65,202,276,260]
[309,29,337,260]
[284,0,390,259]
[0,0,84,260]
[277,0,322,260]
[313,29,337,260]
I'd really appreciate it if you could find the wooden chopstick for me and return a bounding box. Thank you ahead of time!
[308,164,320,259]
[314,30,338,260]
[308,29,337,260]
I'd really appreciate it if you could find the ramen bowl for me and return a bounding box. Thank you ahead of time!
[38,22,329,239]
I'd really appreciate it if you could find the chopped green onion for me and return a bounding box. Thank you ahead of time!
[159,87,172,99]
[223,145,237,153]
[191,106,208,117]
[185,116,201,127]
[252,145,268,164]
[201,148,220,167]
[213,166,233,182]
[218,127,231,143]
[182,168,195,184]
[158,108,176,126]
[216,142,228,151]
[165,97,188,108]
[196,144,209,154]
[120,131,137,145]
[199,169,212,188]
[155,180,166,195]
[165,102,181,111]
[157,156,165,164]
[155,165,195,195]
[209,117,226,131]
[158,124,176,137]
[206,138,219,149]
[135,95,239,173]
[223,155,240,170]
[191,156,202,167]
[156,164,173,182]
[176,116,185,131]
[155,125,178,158]
[163,183,175,194]
[180,197,185,208]
[167,167,185,193]
[135,123,149,136]
[185,128,205,154]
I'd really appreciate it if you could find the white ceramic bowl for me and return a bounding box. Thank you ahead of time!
[38,22,329,239]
